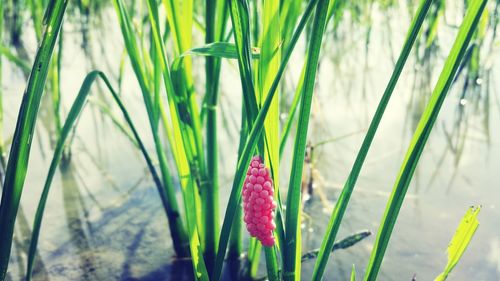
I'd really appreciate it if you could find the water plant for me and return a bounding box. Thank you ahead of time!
[0,1,68,279]
[0,0,492,280]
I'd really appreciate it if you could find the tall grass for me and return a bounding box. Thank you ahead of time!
[213,0,322,279]
[25,71,166,280]
[0,0,491,280]
[0,0,68,279]
[364,0,488,279]
[204,0,227,273]
[283,0,331,279]
[113,0,192,259]
[311,0,434,279]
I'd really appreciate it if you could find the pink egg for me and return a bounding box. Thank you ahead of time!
[256,176,265,184]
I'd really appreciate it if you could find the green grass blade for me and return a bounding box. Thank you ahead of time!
[162,0,192,55]
[279,58,305,159]
[200,0,229,121]
[204,0,225,274]
[301,230,371,262]
[89,99,137,146]
[351,265,356,281]
[264,246,280,281]
[0,1,68,279]
[25,71,166,280]
[434,206,481,281]
[0,45,31,72]
[224,0,261,272]
[177,42,260,60]
[247,239,262,278]
[364,1,488,280]
[113,0,190,257]
[260,0,281,279]
[310,1,433,280]
[272,0,323,264]
[283,0,331,279]
[211,0,319,279]
[228,101,248,259]
[227,0,259,126]
[280,0,302,49]
[146,1,209,278]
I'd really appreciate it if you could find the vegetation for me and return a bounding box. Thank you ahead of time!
[0,0,493,280]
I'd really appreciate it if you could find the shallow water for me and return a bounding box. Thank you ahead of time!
[2,1,500,281]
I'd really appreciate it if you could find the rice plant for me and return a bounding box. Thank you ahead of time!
[0,0,494,280]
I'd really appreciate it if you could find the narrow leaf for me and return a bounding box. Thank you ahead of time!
[364,1,488,280]
[434,206,481,281]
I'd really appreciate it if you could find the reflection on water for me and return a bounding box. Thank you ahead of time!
[1,1,500,280]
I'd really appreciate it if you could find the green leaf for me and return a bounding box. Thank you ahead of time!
[364,1,488,280]
[260,0,281,279]
[204,0,228,274]
[283,0,331,280]
[211,0,319,280]
[0,45,31,72]
[351,264,356,281]
[301,230,371,262]
[25,71,165,281]
[145,0,208,278]
[227,0,259,126]
[0,0,68,279]
[177,42,260,60]
[113,0,190,259]
[434,206,481,281]
[311,1,433,280]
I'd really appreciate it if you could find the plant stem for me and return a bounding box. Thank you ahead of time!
[0,1,68,279]
[311,0,433,279]
[364,1,488,279]
[283,0,330,279]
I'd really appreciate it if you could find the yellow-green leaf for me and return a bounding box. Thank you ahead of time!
[435,206,481,281]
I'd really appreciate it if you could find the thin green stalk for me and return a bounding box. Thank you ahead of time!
[311,1,433,280]
[204,0,227,273]
[225,0,262,275]
[265,247,280,281]
[26,71,166,281]
[280,0,302,50]
[89,99,137,146]
[29,0,44,41]
[162,0,209,211]
[260,0,281,279]
[0,1,68,280]
[0,45,31,72]
[212,0,320,280]
[279,64,305,159]
[51,26,63,137]
[227,0,259,126]
[248,239,262,278]
[283,0,331,280]
[113,0,190,257]
[205,1,218,272]
[364,1,487,280]
[145,1,209,278]
[228,101,248,259]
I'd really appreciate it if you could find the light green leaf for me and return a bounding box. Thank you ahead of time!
[434,206,481,281]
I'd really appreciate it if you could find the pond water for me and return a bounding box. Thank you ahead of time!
[2,1,500,281]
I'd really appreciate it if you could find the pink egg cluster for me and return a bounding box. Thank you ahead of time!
[242,156,277,247]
